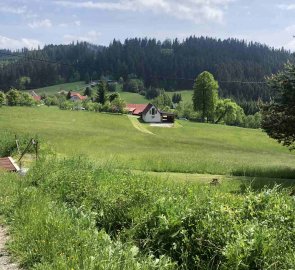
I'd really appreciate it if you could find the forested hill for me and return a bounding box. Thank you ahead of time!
[0,37,292,102]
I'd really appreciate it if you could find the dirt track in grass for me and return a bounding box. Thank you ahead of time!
[0,226,19,270]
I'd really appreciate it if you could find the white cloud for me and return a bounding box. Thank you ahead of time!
[0,4,27,14]
[278,4,295,10]
[28,19,52,29]
[75,20,81,26]
[54,0,235,24]
[0,35,42,50]
[63,30,101,43]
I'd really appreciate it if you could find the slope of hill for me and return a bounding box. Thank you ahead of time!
[1,106,295,179]
[0,37,292,102]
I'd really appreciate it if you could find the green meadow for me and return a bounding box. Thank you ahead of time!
[1,106,295,179]
[31,81,87,95]
[31,81,194,104]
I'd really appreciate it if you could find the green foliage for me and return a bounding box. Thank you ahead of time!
[145,87,161,100]
[83,86,92,97]
[0,91,5,106]
[16,76,31,90]
[0,172,173,269]
[108,82,121,92]
[44,96,58,107]
[214,98,245,125]
[6,89,21,106]
[153,92,172,109]
[110,97,126,113]
[2,157,293,269]
[0,130,32,157]
[123,79,145,93]
[193,71,218,122]
[172,93,182,103]
[20,92,35,106]
[262,62,295,149]
[243,112,262,129]
[109,92,120,102]
[96,81,107,105]
[66,91,71,100]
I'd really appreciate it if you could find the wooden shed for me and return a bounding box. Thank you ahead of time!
[0,157,20,172]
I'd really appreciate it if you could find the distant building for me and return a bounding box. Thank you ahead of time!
[126,103,175,123]
[30,91,41,102]
[70,92,87,101]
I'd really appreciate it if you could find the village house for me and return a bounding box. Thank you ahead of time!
[126,103,175,123]
[70,92,87,101]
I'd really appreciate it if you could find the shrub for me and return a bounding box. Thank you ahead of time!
[0,131,33,157]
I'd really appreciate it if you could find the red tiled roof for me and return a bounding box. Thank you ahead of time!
[33,95,41,101]
[0,157,19,172]
[126,104,148,115]
[71,92,87,100]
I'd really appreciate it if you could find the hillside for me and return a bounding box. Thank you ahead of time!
[0,37,292,102]
[1,106,295,178]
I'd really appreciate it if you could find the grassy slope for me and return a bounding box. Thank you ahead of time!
[1,106,295,178]
[32,81,87,95]
[30,81,194,104]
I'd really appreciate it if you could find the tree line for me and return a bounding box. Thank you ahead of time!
[0,37,292,104]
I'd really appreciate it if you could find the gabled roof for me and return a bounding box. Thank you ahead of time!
[0,157,20,172]
[126,104,148,115]
[71,92,87,100]
[142,103,155,115]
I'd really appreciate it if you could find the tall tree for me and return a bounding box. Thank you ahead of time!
[262,63,295,149]
[96,81,107,105]
[193,71,218,122]
[0,91,5,106]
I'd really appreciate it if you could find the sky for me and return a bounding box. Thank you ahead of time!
[1,0,295,51]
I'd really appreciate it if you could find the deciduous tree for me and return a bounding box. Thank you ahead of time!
[262,63,295,149]
[193,71,218,122]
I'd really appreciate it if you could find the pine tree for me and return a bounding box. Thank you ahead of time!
[96,81,107,105]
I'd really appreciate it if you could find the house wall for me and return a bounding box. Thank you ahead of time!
[70,96,80,101]
[142,105,162,123]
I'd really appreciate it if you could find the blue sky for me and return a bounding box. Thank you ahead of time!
[1,0,295,51]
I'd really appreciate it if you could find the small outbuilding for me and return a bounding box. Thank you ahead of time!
[0,157,20,172]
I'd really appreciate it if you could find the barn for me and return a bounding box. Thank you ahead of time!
[126,103,175,123]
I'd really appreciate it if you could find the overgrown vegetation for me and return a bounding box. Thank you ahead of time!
[0,157,294,269]
[0,131,33,157]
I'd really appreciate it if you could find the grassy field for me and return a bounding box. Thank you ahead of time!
[31,81,194,104]
[31,81,87,95]
[1,106,295,178]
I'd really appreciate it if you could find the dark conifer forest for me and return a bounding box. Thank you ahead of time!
[0,36,292,103]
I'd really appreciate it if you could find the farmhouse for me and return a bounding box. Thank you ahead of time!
[126,103,175,123]
[70,92,87,101]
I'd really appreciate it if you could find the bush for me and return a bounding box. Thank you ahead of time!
[0,131,33,157]
[23,158,295,270]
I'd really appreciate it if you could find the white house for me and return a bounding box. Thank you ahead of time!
[126,103,175,123]
[141,104,162,123]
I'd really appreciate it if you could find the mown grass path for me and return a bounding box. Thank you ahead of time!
[127,115,154,135]
[0,226,19,270]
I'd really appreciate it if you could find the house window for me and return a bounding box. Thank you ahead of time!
[151,108,156,115]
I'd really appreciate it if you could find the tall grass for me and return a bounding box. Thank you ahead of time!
[0,157,292,269]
